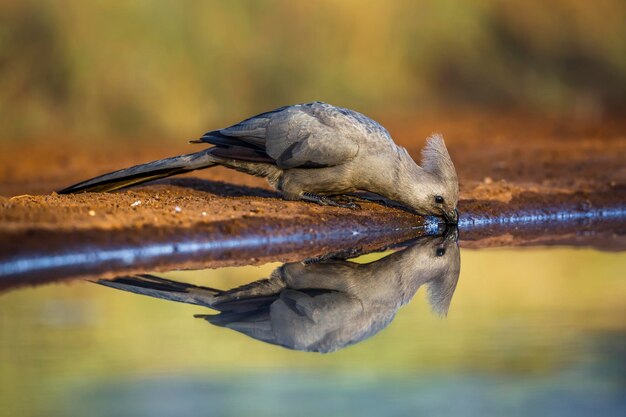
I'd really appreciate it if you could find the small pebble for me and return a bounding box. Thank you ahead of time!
[88,210,96,216]
[131,200,141,207]
[202,211,207,216]
[483,177,493,184]
[174,206,182,213]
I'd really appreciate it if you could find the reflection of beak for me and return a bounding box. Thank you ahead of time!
[443,224,459,242]
[443,208,458,224]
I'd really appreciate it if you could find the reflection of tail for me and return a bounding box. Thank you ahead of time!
[58,149,217,193]
[97,274,220,306]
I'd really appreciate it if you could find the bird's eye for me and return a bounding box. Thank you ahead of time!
[436,247,446,257]
[434,195,444,204]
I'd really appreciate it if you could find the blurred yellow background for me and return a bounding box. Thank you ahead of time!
[1,0,625,141]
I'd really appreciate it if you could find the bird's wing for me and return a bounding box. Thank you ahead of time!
[199,102,361,169]
[269,289,366,352]
[198,288,345,351]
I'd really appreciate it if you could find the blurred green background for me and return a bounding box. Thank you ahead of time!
[1,0,625,141]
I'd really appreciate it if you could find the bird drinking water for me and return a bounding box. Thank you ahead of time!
[59,102,459,223]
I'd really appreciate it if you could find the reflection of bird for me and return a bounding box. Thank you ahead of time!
[59,102,458,222]
[99,233,460,353]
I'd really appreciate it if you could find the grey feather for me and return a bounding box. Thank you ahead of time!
[58,149,217,194]
[213,102,361,169]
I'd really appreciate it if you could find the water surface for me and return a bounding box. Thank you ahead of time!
[1,240,624,417]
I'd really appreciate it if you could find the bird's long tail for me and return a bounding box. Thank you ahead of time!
[58,149,217,194]
[97,274,222,306]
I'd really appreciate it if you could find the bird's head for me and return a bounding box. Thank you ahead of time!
[397,134,459,223]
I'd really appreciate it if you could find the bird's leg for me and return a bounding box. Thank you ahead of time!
[346,192,417,214]
[348,193,405,209]
[303,246,365,264]
[301,192,360,209]
[329,194,363,209]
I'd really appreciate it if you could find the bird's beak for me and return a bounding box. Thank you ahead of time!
[443,208,458,224]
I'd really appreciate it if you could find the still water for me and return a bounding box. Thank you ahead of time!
[1,235,624,417]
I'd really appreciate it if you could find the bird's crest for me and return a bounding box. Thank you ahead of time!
[421,134,457,183]
[426,265,460,317]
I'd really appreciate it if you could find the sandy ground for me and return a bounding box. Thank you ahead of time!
[1,111,625,288]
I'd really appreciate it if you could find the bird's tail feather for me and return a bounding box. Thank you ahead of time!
[58,149,217,194]
[97,274,222,306]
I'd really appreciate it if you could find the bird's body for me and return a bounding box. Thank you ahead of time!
[60,102,459,221]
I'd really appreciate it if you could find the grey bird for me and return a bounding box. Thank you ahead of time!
[59,102,459,222]
[98,233,460,353]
